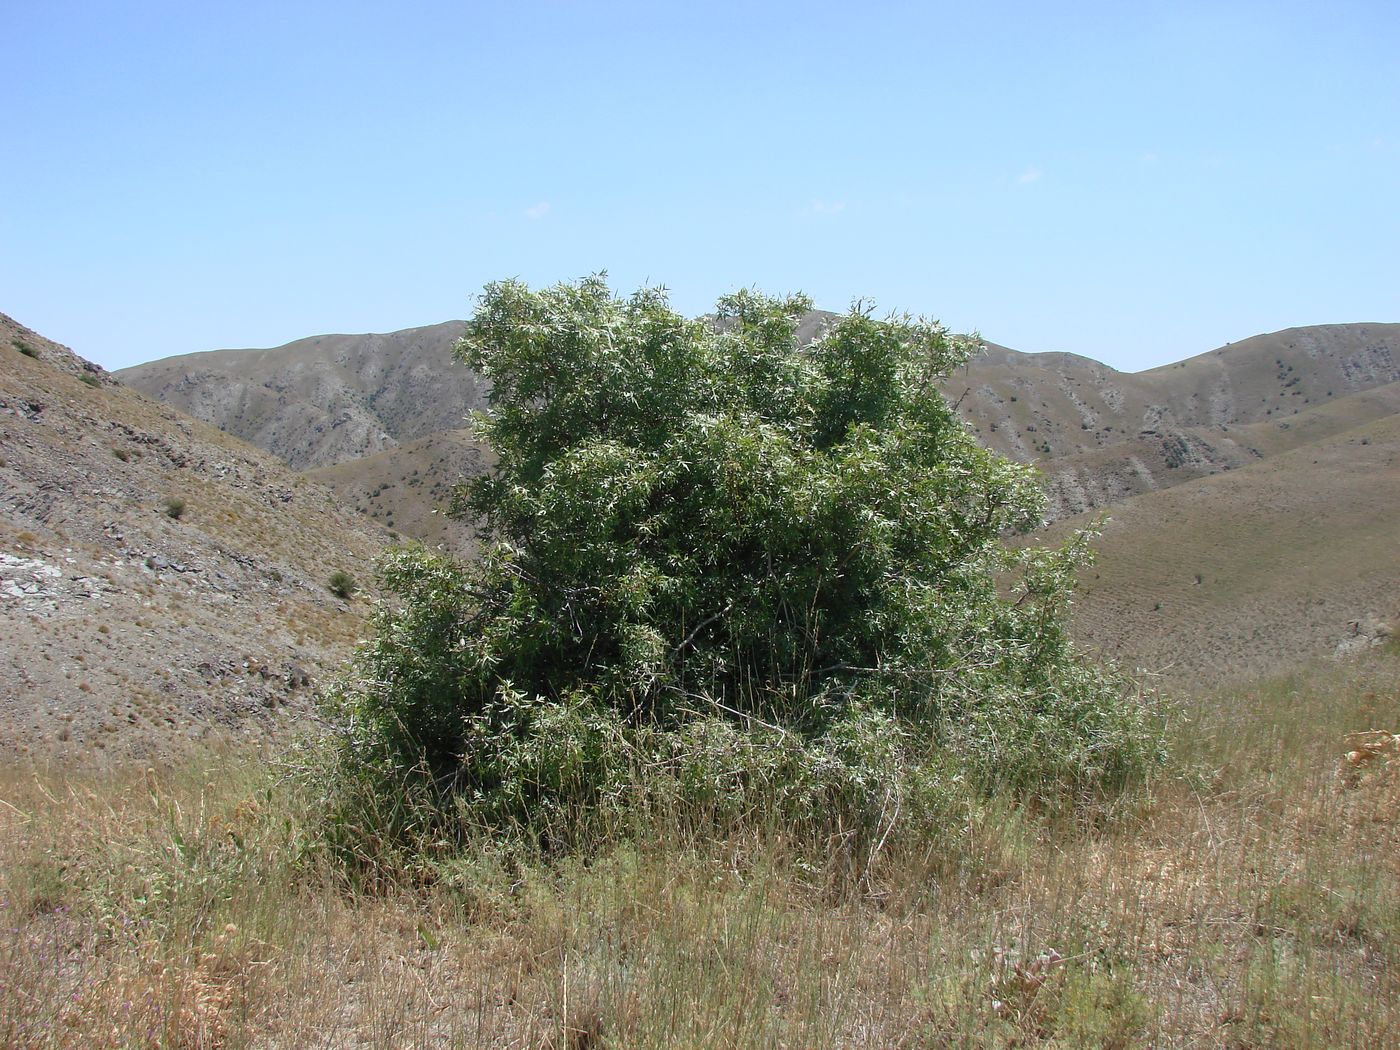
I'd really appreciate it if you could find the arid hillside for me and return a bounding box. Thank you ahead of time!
[74,309,1400,699]
[958,324,1400,517]
[120,319,1400,531]
[117,321,482,469]
[5,310,1400,1048]
[1059,403,1399,684]
[306,427,491,553]
[0,314,395,762]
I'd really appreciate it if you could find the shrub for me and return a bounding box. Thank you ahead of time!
[327,570,357,600]
[316,277,1162,859]
[12,339,38,358]
[163,497,186,520]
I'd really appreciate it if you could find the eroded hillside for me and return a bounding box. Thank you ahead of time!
[109,311,1400,685]
[118,321,483,469]
[0,314,395,761]
[956,324,1400,517]
[120,319,1400,531]
[1059,406,1400,684]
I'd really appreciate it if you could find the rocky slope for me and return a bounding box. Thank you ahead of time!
[118,321,483,470]
[1,314,395,762]
[13,298,1395,768]
[957,324,1400,517]
[305,428,491,553]
[120,319,1400,531]
[109,310,1400,688]
[1051,402,1400,685]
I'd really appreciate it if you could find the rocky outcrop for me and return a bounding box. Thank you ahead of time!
[2,314,395,762]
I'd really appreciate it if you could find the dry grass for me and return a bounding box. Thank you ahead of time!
[3,649,1398,1048]
[1063,411,1400,687]
[307,427,490,556]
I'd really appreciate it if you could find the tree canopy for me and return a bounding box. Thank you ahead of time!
[320,276,1160,851]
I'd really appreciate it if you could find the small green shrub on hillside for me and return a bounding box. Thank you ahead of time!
[327,570,357,600]
[12,338,38,358]
[316,277,1162,860]
[163,496,186,520]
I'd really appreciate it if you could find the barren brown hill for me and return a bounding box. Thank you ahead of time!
[956,324,1400,516]
[1,314,395,762]
[301,321,1397,551]
[1059,405,1400,685]
[117,321,483,469]
[306,427,492,553]
[120,319,1400,528]
[110,311,1400,687]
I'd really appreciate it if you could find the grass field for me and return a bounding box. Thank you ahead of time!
[3,644,1398,1048]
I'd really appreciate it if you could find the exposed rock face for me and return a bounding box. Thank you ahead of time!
[1336,618,1395,657]
[1,313,395,763]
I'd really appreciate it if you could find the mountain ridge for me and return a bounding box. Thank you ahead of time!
[6,307,1398,760]
[120,317,1400,531]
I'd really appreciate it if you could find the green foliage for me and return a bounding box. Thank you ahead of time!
[12,338,38,358]
[319,276,1161,858]
[79,372,102,388]
[327,570,358,600]
[163,496,186,520]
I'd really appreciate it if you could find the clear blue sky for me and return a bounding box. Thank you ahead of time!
[4,1,1397,372]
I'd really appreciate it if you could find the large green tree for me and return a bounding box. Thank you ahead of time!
[322,276,1159,847]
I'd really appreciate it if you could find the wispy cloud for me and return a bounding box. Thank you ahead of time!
[805,199,847,216]
[524,201,551,220]
[1139,151,1160,165]
[1017,166,1042,185]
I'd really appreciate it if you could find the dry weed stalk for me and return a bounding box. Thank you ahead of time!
[1340,729,1400,786]
[987,946,1068,1031]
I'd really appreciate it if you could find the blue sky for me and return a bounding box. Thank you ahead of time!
[4,1,1396,372]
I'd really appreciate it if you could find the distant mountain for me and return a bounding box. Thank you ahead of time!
[1,313,395,761]
[9,305,1399,761]
[118,321,484,469]
[957,324,1400,517]
[120,319,1400,538]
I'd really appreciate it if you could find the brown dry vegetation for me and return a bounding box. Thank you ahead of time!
[305,429,492,556]
[1064,412,1400,686]
[3,645,1397,1048]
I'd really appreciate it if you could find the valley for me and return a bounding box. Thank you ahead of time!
[3,306,1398,1047]
[114,314,1400,683]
